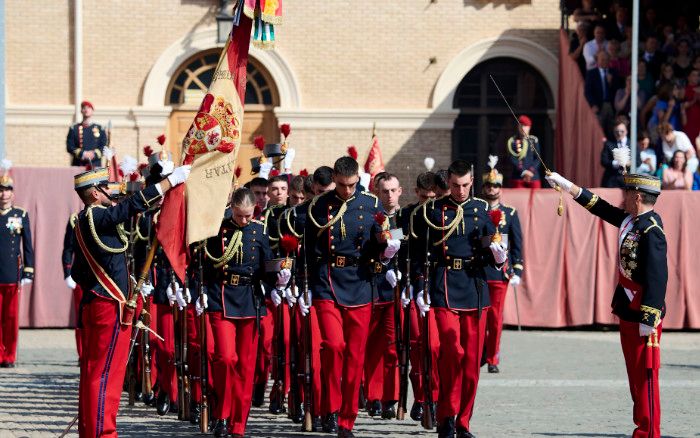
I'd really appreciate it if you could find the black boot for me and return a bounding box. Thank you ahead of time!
[337,427,355,437]
[457,428,476,438]
[409,401,423,422]
[251,383,266,407]
[358,385,366,409]
[312,416,323,432]
[366,399,381,417]
[322,412,338,433]
[212,418,229,438]
[268,394,286,414]
[142,390,156,406]
[189,400,201,425]
[437,416,456,438]
[487,364,499,373]
[290,403,304,423]
[381,401,396,419]
[156,391,170,416]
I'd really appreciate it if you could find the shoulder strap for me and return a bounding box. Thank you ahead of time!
[74,221,126,304]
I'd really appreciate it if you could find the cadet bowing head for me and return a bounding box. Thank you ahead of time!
[289,175,306,207]
[415,171,437,203]
[231,187,256,227]
[447,160,474,203]
[313,166,335,195]
[333,156,359,201]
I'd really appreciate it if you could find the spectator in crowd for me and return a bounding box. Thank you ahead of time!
[608,39,630,77]
[692,168,700,190]
[583,25,609,71]
[682,69,700,142]
[655,63,676,90]
[600,117,629,188]
[615,75,646,116]
[585,51,618,134]
[640,8,660,41]
[573,0,601,29]
[637,60,655,99]
[606,7,629,42]
[636,130,658,176]
[660,25,677,56]
[620,26,633,59]
[569,22,590,76]
[647,84,682,138]
[661,150,693,190]
[672,39,694,81]
[658,122,698,169]
[641,35,666,80]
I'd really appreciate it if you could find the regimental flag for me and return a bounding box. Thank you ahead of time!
[157,11,254,281]
[363,129,385,192]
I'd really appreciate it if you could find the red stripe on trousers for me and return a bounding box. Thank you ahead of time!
[485,280,508,366]
[363,303,399,402]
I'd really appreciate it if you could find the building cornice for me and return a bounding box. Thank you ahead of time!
[274,108,459,130]
[5,105,170,129]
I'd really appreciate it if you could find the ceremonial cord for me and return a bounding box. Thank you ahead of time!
[204,230,244,268]
[308,197,348,239]
[87,207,128,253]
[422,201,465,246]
[284,208,303,239]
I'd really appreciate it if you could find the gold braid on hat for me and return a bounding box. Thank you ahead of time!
[205,229,244,268]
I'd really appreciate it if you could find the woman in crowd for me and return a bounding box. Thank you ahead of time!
[637,131,658,176]
[672,39,694,81]
[682,69,700,142]
[608,39,630,78]
[662,150,693,190]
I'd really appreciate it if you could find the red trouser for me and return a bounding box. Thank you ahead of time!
[0,284,19,364]
[434,308,487,431]
[269,302,292,400]
[510,179,542,189]
[364,303,399,403]
[316,300,372,430]
[485,281,508,366]
[209,313,258,435]
[254,299,275,386]
[187,308,214,403]
[153,303,177,401]
[415,306,440,403]
[73,285,84,360]
[619,320,662,438]
[78,296,131,438]
[290,304,323,416]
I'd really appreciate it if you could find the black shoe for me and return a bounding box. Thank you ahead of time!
[409,402,423,422]
[437,417,456,438]
[381,401,396,419]
[134,391,143,402]
[189,401,201,425]
[366,399,381,417]
[0,362,8,368]
[142,390,156,406]
[156,391,170,416]
[213,418,229,438]
[322,412,338,433]
[312,416,323,432]
[170,401,178,414]
[487,364,499,374]
[290,403,304,423]
[268,396,286,414]
[457,428,476,438]
[251,383,266,407]
[358,385,366,409]
[337,427,355,438]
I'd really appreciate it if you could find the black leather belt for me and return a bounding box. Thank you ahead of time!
[221,273,253,286]
[325,255,360,268]
[435,257,475,270]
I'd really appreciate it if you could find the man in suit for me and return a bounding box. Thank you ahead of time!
[641,36,666,81]
[585,51,618,134]
[601,117,630,188]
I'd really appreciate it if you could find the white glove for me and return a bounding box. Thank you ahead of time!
[382,239,401,260]
[416,290,430,317]
[509,275,521,287]
[159,159,174,176]
[196,294,208,316]
[401,285,413,308]
[167,165,192,187]
[612,159,620,169]
[175,287,191,310]
[639,323,656,337]
[271,288,283,307]
[65,275,77,290]
[285,286,298,308]
[299,292,312,316]
[259,161,273,179]
[140,281,154,299]
[544,172,574,193]
[283,148,296,173]
[102,147,114,161]
[490,242,507,265]
[385,269,402,288]
[166,284,177,306]
[20,278,33,287]
[276,268,291,288]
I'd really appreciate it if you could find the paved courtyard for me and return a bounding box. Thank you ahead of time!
[0,328,698,437]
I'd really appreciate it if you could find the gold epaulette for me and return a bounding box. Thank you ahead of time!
[501,204,517,216]
[69,213,79,229]
[472,197,489,209]
[14,206,27,217]
[361,191,379,208]
[251,218,265,226]
[644,217,665,235]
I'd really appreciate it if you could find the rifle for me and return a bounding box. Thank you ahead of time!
[301,233,314,432]
[421,227,435,430]
[393,256,407,420]
[173,269,190,421]
[198,247,210,433]
[269,284,287,413]
[141,219,154,406]
[287,266,302,422]
[126,216,139,406]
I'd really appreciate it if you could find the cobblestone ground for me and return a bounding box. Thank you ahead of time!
[1,328,698,438]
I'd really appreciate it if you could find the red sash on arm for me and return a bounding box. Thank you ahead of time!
[74,221,127,321]
[618,270,643,310]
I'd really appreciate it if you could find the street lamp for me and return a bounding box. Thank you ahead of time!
[216,0,235,44]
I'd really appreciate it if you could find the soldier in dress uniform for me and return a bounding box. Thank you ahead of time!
[0,163,34,368]
[363,173,403,419]
[414,160,508,438]
[397,171,439,422]
[288,174,307,207]
[196,187,284,438]
[66,101,108,168]
[304,157,401,438]
[72,164,189,437]
[62,212,83,360]
[506,115,542,189]
[481,158,524,374]
[546,171,666,438]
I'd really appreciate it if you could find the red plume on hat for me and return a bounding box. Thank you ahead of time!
[347,146,358,160]
[374,211,386,226]
[280,123,291,139]
[143,145,154,157]
[280,234,299,256]
[129,173,140,182]
[270,168,280,177]
[488,209,503,227]
[138,163,149,173]
[157,134,166,145]
[299,168,309,177]
[254,135,265,151]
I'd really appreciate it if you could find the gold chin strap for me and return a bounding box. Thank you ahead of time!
[205,229,244,268]
[423,201,465,246]
[308,197,348,239]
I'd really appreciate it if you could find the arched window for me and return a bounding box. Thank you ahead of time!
[452,57,554,189]
[166,50,278,108]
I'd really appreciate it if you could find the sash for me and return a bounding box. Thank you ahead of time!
[74,219,127,308]
[617,215,637,303]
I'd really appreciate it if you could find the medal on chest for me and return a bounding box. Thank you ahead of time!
[6,216,22,235]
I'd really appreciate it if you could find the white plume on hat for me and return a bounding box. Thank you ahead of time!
[259,161,273,179]
[487,155,498,170]
[423,157,435,171]
[119,155,138,177]
[612,145,631,172]
[283,148,296,173]
[1,159,12,172]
